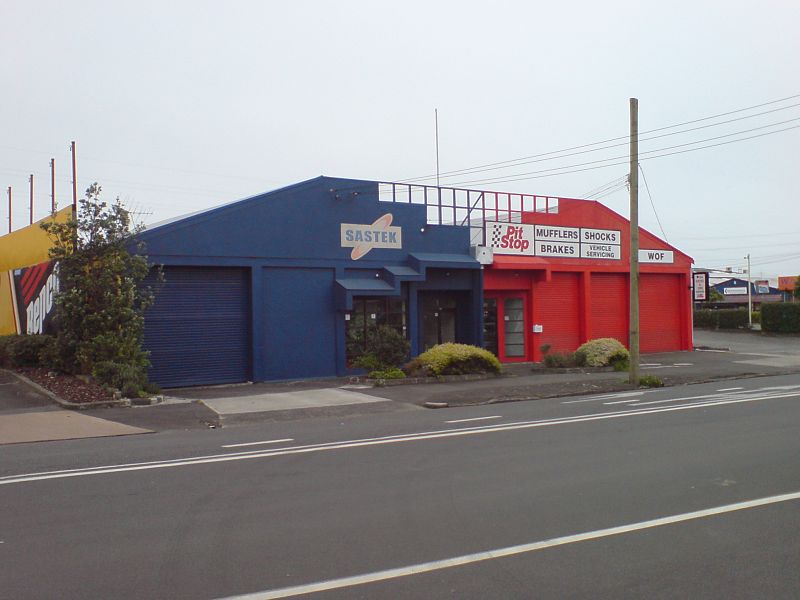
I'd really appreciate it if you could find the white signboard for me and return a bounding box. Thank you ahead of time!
[723,287,748,296]
[693,272,708,301]
[639,249,674,264]
[581,228,621,245]
[487,222,621,260]
[533,225,580,243]
[580,243,621,260]
[486,223,535,255]
[535,240,580,258]
[341,213,402,260]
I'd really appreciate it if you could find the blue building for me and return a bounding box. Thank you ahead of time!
[138,177,483,387]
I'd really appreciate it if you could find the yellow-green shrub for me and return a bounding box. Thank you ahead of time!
[574,338,629,368]
[405,343,501,377]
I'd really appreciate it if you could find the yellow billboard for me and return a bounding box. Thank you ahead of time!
[0,207,71,335]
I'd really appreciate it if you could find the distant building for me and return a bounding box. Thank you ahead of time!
[709,277,790,308]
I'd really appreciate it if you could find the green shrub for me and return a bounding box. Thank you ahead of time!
[405,343,501,377]
[0,335,18,367]
[5,335,54,367]
[543,352,577,368]
[751,310,761,325]
[92,360,148,398]
[693,309,718,329]
[351,352,384,372]
[613,358,630,372]
[351,325,410,371]
[574,338,629,367]
[717,309,749,329]
[761,303,800,333]
[368,368,406,380]
[639,375,664,388]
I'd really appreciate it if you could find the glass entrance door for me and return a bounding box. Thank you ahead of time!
[484,293,528,362]
[503,297,525,358]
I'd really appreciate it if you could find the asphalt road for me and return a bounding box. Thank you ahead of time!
[2,373,800,599]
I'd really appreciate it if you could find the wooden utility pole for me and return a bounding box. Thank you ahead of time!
[50,158,56,213]
[7,186,11,233]
[70,140,78,214]
[628,98,640,385]
[29,174,34,225]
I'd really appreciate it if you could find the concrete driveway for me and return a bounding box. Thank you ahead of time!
[693,329,800,370]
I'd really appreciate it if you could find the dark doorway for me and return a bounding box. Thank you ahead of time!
[483,297,498,356]
[421,292,461,350]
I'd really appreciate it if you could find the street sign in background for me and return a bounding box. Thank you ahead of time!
[693,272,709,301]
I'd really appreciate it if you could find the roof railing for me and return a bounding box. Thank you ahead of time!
[377,182,559,246]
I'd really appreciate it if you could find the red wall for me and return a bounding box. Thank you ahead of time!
[484,198,693,361]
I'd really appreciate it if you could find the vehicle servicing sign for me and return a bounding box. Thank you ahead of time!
[341,213,402,260]
[487,222,621,260]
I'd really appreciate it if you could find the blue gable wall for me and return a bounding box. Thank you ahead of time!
[138,176,483,384]
[139,177,472,264]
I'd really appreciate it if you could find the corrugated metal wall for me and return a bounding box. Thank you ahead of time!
[591,273,628,345]
[640,273,682,353]
[537,272,581,353]
[143,266,250,388]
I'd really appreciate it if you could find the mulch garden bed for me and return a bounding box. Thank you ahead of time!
[15,367,114,404]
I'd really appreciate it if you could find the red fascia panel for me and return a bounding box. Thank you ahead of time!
[490,255,550,270]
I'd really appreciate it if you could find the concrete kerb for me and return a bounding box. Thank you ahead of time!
[4,369,132,410]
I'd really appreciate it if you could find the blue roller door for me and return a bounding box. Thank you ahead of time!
[143,266,250,388]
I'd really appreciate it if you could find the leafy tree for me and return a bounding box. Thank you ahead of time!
[41,183,158,394]
[794,276,800,300]
[708,288,724,302]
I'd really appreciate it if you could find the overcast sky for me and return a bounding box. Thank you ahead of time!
[3,0,798,279]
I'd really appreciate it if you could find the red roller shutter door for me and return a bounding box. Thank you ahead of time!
[591,273,628,346]
[640,273,682,352]
[537,272,580,352]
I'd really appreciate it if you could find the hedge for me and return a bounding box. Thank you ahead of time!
[693,309,750,329]
[761,304,800,333]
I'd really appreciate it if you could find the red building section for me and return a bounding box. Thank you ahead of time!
[483,197,693,362]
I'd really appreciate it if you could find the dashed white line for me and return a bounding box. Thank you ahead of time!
[562,391,645,404]
[3,389,799,487]
[222,439,294,448]
[445,416,502,424]
[216,490,800,599]
[717,387,744,392]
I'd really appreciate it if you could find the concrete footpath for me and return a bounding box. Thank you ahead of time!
[1,329,798,443]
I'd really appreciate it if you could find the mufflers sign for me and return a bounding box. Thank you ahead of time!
[341,213,402,260]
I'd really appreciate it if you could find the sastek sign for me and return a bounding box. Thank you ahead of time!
[487,222,674,264]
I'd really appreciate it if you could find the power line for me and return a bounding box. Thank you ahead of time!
[638,164,667,242]
[447,123,800,187]
[406,101,800,184]
[398,93,800,183]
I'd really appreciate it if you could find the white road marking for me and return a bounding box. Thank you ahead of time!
[640,363,662,366]
[217,490,800,599]
[445,416,502,424]
[673,363,693,366]
[562,391,645,404]
[2,388,799,487]
[717,387,744,392]
[222,439,294,449]
[604,399,645,405]
[627,387,798,407]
